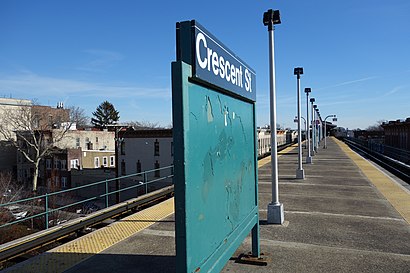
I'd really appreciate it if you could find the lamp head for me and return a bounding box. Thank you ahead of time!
[263,9,281,26]
[304,87,311,94]
[294,67,304,76]
[310,98,315,103]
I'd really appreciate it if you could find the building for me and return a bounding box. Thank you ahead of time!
[0,98,32,141]
[0,98,32,172]
[16,127,115,192]
[382,118,410,151]
[0,99,70,172]
[118,129,173,194]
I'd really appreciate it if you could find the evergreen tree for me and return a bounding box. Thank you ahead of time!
[91,101,120,128]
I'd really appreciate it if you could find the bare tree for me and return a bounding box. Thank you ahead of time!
[126,120,163,130]
[0,172,26,204]
[365,120,386,131]
[69,106,89,128]
[0,102,80,193]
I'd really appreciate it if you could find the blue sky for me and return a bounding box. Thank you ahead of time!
[1,0,409,129]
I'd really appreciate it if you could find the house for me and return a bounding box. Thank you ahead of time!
[117,129,173,195]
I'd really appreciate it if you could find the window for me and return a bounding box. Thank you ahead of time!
[154,139,160,156]
[154,160,160,177]
[96,137,99,143]
[94,157,100,168]
[46,159,52,170]
[61,160,67,170]
[121,160,126,175]
[57,160,61,169]
[136,160,142,174]
[70,159,79,169]
[120,141,125,155]
[76,137,80,148]
[54,159,58,169]
[110,156,115,167]
[33,115,40,128]
[61,177,67,188]
[103,156,108,167]
[171,142,174,156]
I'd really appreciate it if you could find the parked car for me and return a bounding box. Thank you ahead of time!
[5,205,28,220]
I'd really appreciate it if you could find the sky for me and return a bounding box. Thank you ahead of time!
[1,0,409,130]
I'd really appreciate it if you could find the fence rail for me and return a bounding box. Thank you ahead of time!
[0,166,174,230]
[346,137,410,164]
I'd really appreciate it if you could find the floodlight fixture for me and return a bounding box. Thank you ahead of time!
[304,87,311,94]
[313,105,317,109]
[294,67,304,78]
[263,9,281,29]
[333,117,338,122]
[310,98,315,103]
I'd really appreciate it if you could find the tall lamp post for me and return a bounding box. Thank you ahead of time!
[323,115,336,148]
[310,98,315,156]
[294,67,305,179]
[305,88,312,163]
[263,9,284,224]
[313,105,318,153]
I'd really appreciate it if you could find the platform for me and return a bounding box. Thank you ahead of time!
[4,137,410,273]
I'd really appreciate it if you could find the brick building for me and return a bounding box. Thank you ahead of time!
[382,118,410,151]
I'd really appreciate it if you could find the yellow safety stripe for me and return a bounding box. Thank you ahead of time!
[8,198,175,273]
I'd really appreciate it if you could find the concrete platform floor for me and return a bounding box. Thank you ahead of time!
[6,137,410,273]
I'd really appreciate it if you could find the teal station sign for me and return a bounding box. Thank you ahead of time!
[172,20,260,273]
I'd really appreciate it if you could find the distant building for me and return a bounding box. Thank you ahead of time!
[0,99,70,172]
[0,98,32,172]
[118,129,173,193]
[16,128,115,191]
[382,118,410,151]
[0,98,32,141]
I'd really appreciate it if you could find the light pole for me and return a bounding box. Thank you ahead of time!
[263,9,284,224]
[294,67,305,179]
[317,111,320,142]
[310,98,315,156]
[313,105,318,153]
[323,115,336,148]
[305,88,312,163]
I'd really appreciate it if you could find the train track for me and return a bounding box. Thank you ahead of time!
[343,138,410,183]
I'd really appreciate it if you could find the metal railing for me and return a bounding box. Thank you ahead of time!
[0,166,174,230]
[346,137,410,164]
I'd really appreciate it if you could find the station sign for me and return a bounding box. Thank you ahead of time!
[173,20,260,273]
[177,20,256,102]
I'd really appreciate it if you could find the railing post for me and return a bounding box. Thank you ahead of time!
[45,193,49,229]
[105,179,109,208]
[143,172,148,194]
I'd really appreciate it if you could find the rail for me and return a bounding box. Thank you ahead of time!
[343,138,410,183]
[0,186,173,263]
[0,165,174,230]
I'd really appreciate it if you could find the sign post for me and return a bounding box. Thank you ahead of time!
[172,20,259,273]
